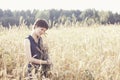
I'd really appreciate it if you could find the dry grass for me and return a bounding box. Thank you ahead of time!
[0,24,120,80]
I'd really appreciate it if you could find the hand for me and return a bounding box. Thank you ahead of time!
[46,59,52,65]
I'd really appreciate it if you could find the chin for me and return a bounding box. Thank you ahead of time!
[38,35,41,38]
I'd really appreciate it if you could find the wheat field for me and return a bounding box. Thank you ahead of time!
[0,25,120,80]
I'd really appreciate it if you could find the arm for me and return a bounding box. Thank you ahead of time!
[24,39,48,64]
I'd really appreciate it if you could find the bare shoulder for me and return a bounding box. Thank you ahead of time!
[24,39,30,46]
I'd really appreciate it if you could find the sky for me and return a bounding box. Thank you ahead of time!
[0,0,119,13]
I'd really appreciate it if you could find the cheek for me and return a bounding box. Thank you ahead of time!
[38,30,42,34]
[41,30,45,34]
[35,29,41,35]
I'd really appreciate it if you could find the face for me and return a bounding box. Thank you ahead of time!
[35,27,47,38]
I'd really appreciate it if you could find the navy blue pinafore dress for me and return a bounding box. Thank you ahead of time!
[26,35,43,76]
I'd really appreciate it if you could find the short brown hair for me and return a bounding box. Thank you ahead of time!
[34,19,49,29]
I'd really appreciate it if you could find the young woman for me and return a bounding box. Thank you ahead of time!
[24,19,51,79]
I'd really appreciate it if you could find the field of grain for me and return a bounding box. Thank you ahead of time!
[0,25,120,80]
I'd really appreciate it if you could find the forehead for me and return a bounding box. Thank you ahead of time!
[37,27,47,30]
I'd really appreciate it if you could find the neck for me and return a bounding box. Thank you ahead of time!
[31,31,40,42]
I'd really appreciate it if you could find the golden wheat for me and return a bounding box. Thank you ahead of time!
[0,24,120,80]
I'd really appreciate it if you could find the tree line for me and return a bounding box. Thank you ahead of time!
[0,9,120,28]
